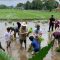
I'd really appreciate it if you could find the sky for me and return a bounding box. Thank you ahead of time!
[0,0,60,6]
[0,0,32,6]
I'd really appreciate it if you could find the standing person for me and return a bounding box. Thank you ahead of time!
[9,22,21,39]
[19,22,28,50]
[4,27,11,51]
[48,15,55,32]
[14,22,21,38]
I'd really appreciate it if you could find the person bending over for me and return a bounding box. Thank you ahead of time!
[28,36,40,54]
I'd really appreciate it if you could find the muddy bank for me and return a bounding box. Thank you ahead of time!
[0,19,48,22]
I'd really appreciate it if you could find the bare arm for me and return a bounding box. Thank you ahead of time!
[20,32,28,34]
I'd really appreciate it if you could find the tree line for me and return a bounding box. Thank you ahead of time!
[0,0,59,11]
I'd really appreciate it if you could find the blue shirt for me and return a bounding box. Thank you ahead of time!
[31,39,40,51]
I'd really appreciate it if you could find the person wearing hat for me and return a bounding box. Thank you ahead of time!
[19,22,28,50]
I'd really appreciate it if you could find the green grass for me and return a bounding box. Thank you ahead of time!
[0,9,60,21]
[0,50,14,60]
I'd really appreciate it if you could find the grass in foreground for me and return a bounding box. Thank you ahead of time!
[0,9,60,20]
[0,50,14,60]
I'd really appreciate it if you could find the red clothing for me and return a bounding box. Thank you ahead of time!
[55,21,60,29]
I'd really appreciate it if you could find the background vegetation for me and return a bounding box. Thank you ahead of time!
[0,0,59,11]
[0,9,60,20]
[0,0,59,20]
[0,50,14,60]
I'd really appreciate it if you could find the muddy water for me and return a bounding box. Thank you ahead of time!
[0,21,49,48]
[0,21,58,60]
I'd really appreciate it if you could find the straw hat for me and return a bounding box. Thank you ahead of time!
[21,22,27,26]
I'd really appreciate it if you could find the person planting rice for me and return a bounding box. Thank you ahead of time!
[34,24,42,36]
[9,22,21,39]
[33,24,43,42]
[28,36,40,54]
[10,27,15,41]
[4,27,11,51]
[52,29,60,48]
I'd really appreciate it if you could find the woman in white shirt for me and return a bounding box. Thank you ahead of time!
[4,27,11,51]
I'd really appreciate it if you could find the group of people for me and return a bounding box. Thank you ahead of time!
[0,15,60,55]
[49,15,60,32]
[49,15,60,48]
[0,21,43,55]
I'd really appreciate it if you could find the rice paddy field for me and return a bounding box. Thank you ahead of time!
[0,9,60,21]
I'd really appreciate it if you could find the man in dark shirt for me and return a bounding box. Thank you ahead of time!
[48,15,55,32]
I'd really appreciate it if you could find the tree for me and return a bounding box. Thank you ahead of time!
[44,0,59,11]
[31,0,43,10]
[24,1,31,9]
[31,0,36,9]
[8,6,14,9]
[0,5,7,9]
[16,3,23,7]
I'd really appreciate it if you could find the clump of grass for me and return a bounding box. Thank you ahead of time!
[0,50,14,60]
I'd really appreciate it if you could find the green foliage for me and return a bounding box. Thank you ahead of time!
[25,1,31,10]
[27,0,43,10]
[0,5,8,9]
[44,0,59,11]
[38,36,44,42]
[0,0,59,10]
[0,9,60,20]
[16,0,59,10]
[0,50,14,60]
[16,3,24,7]
[28,28,33,33]
[29,41,54,60]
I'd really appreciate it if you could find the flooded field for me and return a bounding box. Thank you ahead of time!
[0,21,60,60]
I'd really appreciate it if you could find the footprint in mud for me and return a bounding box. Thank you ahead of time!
[20,47,28,60]
[20,50,28,60]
